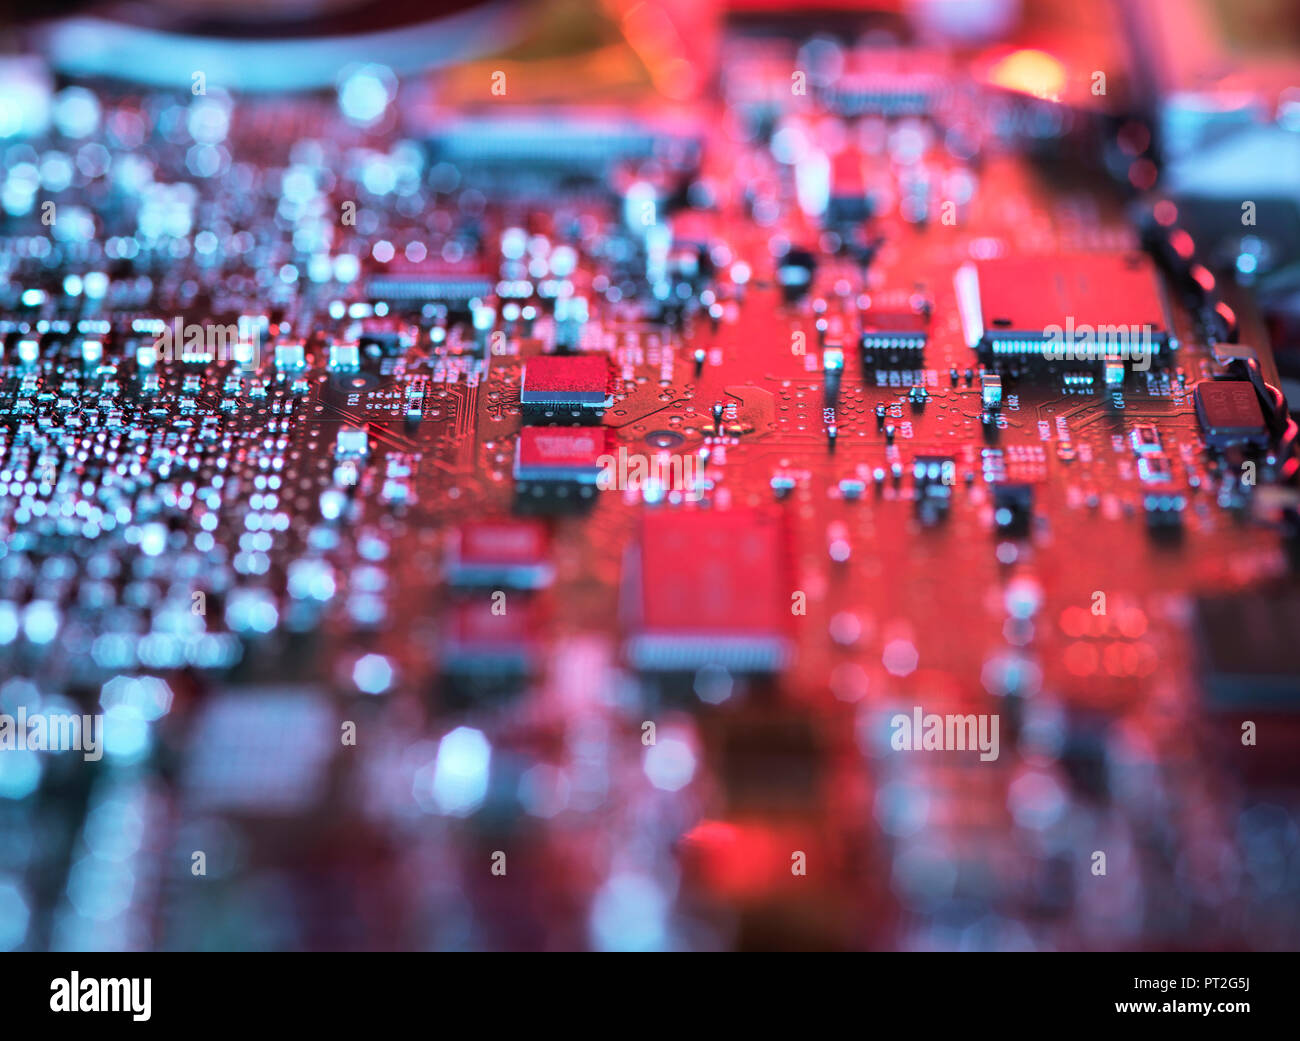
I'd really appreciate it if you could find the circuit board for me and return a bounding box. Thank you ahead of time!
[2,3,1299,953]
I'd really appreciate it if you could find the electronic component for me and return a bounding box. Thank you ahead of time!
[4,3,1299,960]
[1194,379,1270,449]
[1195,590,1300,708]
[1138,454,1173,483]
[335,427,370,459]
[860,302,928,361]
[1144,493,1187,530]
[956,254,1172,361]
[826,149,873,225]
[275,342,307,370]
[439,598,538,683]
[182,689,337,816]
[992,483,1034,536]
[913,455,956,525]
[355,319,417,356]
[513,426,608,510]
[819,49,944,117]
[445,519,554,589]
[425,111,701,172]
[1130,424,1162,453]
[519,353,612,421]
[329,343,360,371]
[513,427,607,484]
[624,510,793,672]
[822,343,845,405]
[365,270,493,307]
[776,248,816,304]
[981,373,1003,409]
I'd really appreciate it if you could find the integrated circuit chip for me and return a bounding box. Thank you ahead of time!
[520,353,612,421]
[513,426,608,483]
[445,519,554,589]
[440,598,538,677]
[513,426,609,511]
[992,483,1034,536]
[860,302,928,362]
[1195,591,1300,708]
[623,509,793,672]
[956,253,1171,362]
[913,455,956,525]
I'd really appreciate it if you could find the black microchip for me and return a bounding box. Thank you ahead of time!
[1195,591,1300,709]
[1143,493,1186,532]
[913,455,955,525]
[993,483,1034,536]
[512,426,605,514]
[860,306,928,361]
[777,248,816,304]
[715,711,821,813]
[1194,380,1269,449]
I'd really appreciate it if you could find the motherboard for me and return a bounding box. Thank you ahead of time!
[2,0,1299,952]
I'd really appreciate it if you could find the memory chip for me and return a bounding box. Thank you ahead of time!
[520,353,612,420]
[441,598,537,675]
[513,426,607,483]
[956,253,1171,361]
[1194,380,1269,449]
[446,519,553,589]
[860,304,928,360]
[623,510,793,672]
